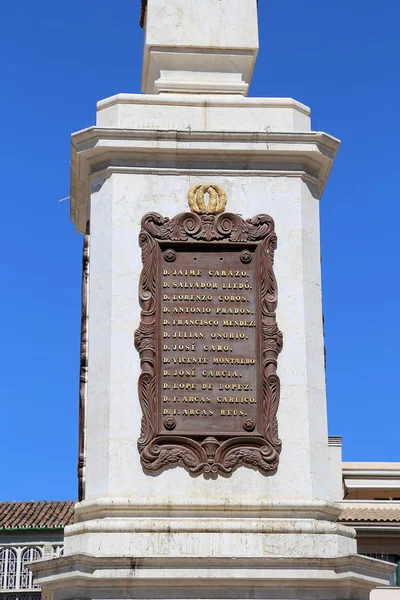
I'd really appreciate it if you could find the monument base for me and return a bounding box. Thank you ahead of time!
[32,546,393,600]
[31,498,394,600]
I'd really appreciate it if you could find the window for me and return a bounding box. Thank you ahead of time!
[53,546,63,558]
[0,548,17,589]
[19,548,41,590]
[0,545,60,592]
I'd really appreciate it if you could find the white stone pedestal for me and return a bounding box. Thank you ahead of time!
[31,91,394,600]
[31,1,394,598]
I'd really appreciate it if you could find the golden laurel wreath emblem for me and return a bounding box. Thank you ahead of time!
[188,185,227,215]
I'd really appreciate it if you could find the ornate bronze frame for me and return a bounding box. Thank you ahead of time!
[134,211,282,475]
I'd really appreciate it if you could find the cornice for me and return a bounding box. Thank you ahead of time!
[343,462,400,475]
[70,127,340,233]
[32,553,394,573]
[64,517,355,540]
[97,93,311,114]
[71,496,343,522]
[71,127,338,148]
[29,552,396,593]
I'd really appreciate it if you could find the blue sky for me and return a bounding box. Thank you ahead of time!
[0,0,398,501]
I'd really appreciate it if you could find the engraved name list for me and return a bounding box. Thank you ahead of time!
[161,251,259,436]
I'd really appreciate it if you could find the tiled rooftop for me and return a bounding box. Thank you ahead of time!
[339,504,400,524]
[0,501,74,530]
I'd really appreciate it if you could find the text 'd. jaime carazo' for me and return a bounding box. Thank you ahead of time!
[135,211,283,475]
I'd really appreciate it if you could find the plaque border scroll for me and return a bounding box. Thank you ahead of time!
[134,211,283,475]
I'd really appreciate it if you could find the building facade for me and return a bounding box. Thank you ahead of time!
[0,502,73,600]
[332,439,400,586]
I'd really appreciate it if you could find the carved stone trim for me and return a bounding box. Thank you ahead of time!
[134,212,282,475]
[78,225,89,501]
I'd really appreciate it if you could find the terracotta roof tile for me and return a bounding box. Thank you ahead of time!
[0,501,74,530]
[339,506,400,523]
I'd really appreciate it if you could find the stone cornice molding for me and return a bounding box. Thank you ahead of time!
[70,127,340,233]
[343,468,400,478]
[29,553,396,595]
[31,553,395,574]
[64,517,355,539]
[96,94,311,114]
[71,496,343,522]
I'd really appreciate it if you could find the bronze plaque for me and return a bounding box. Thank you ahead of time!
[135,211,282,475]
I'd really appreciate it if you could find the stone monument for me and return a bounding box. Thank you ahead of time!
[32,1,394,598]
